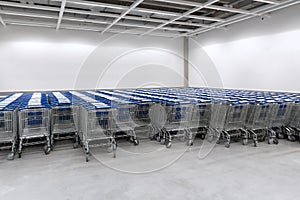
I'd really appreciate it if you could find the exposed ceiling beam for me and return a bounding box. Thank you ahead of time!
[101,0,144,34]
[141,0,219,36]
[185,0,298,37]
[3,19,181,38]
[56,0,66,30]
[0,1,211,28]
[152,0,262,16]
[0,1,60,11]
[253,0,281,4]
[0,10,192,32]
[0,15,6,27]
[53,0,224,22]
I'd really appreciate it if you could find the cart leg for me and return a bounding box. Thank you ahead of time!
[185,128,193,146]
[241,130,248,145]
[252,131,258,147]
[224,131,230,148]
[163,128,172,148]
[286,128,296,142]
[85,141,89,162]
[18,138,23,158]
[112,138,117,158]
[73,132,79,148]
[44,136,51,155]
[7,139,16,160]
[50,133,54,150]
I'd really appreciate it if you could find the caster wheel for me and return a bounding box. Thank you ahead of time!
[86,157,89,162]
[156,135,161,142]
[107,146,113,153]
[278,133,285,139]
[187,140,193,146]
[288,135,296,142]
[207,135,214,143]
[166,142,172,148]
[225,142,230,148]
[273,139,279,145]
[7,153,15,160]
[242,139,248,145]
[18,153,22,158]
[160,138,166,145]
[200,134,206,140]
[254,141,258,147]
[73,142,79,149]
[44,145,51,155]
[133,139,139,146]
[268,138,273,144]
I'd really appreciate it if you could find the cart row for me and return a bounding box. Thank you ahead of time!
[0,88,299,161]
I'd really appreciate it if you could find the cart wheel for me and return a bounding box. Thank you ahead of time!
[18,153,22,158]
[133,139,139,146]
[273,138,279,145]
[278,133,285,139]
[73,142,79,149]
[166,142,172,148]
[254,141,258,147]
[288,135,296,142]
[44,145,51,155]
[200,134,206,140]
[7,153,15,161]
[207,134,214,143]
[186,140,193,146]
[156,135,161,142]
[267,138,273,144]
[242,139,248,145]
[225,142,230,148]
[107,146,113,153]
[86,157,89,162]
[160,138,166,145]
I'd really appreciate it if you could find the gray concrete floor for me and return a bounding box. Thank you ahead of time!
[0,139,299,200]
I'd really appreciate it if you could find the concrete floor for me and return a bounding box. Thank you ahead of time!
[0,139,299,200]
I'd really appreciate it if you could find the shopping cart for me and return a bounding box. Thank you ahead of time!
[206,101,229,147]
[100,90,155,138]
[85,91,140,145]
[245,101,274,146]
[188,98,212,140]
[268,99,292,142]
[207,100,249,148]
[0,93,24,160]
[48,92,79,149]
[70,91,116,162]
[150,97,193,148]
[18,93,51,157]
[287,99,300,142]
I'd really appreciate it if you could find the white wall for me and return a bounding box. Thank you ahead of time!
[0,26,184,92]
[189,4,300,93]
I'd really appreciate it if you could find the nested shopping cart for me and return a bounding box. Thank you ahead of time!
[267,99,292,142]
[245,100,276,146]
[287,99,300,142]
[18,93,51,157]
[0,93,24,160]
[207,100,249,148]
[70,91,116,162]
[188,98,211,140]
[48,92,79,149]
[101,90,155,138]
[150,97,193,148]
[85,91,140,145]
